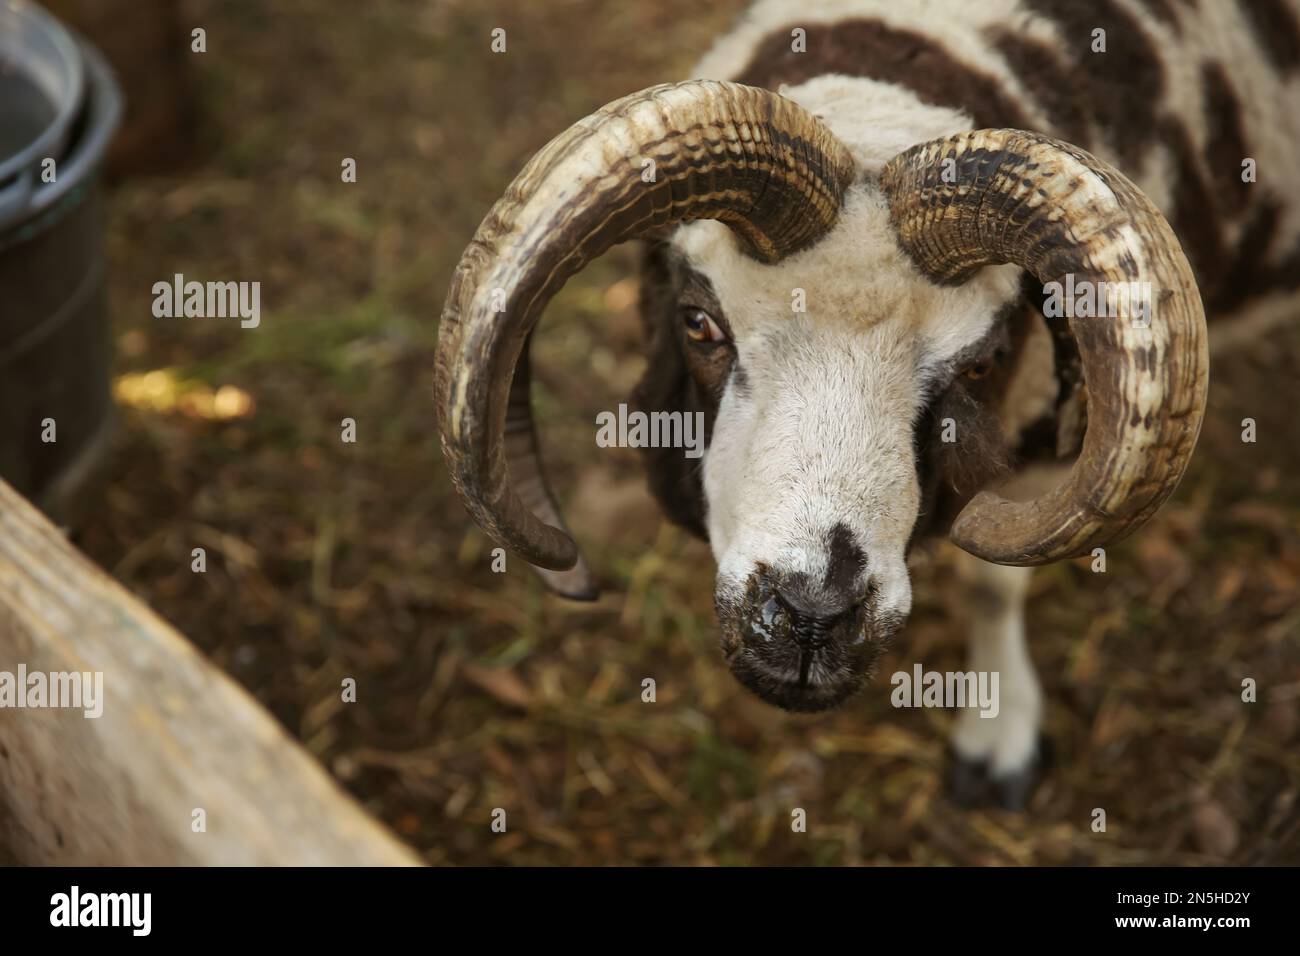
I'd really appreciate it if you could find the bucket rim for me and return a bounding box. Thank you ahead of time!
[22,41,122,222]
[0,0,87,181]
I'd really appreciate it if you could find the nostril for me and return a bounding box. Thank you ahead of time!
[793,614,837,650]
[772,590,848,648]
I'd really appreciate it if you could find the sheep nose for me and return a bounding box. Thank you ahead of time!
[771,587,857,647]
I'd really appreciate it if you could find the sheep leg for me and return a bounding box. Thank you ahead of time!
[946,551,1044,811]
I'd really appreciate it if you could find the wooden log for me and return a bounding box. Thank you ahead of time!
[0,480,419,865]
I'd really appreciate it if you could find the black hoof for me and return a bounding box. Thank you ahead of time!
[946,734,1051,812]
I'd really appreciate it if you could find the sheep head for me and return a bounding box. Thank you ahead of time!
[436,81,1208,712]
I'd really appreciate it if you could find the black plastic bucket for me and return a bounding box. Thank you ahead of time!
[0,0,122,521]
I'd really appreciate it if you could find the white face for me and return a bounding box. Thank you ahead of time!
[669,185,1023,710]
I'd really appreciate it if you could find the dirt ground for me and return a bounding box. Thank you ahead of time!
[72,0,1300,864]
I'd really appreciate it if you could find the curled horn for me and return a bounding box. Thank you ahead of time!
[881,129,1209,565]
[436,80,857,597]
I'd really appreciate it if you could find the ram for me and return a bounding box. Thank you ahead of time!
[436,0,1300,808]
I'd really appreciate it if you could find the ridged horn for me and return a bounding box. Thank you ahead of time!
[881,129,1209,565]
[436,80,857,596]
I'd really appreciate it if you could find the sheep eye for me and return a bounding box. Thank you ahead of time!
[964,361,992,381]
[681,306,726,343]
